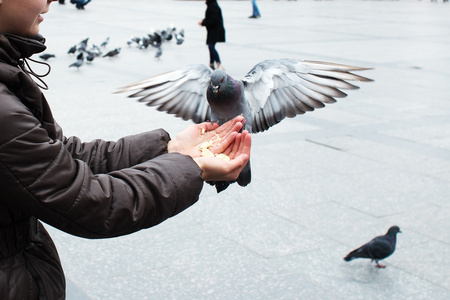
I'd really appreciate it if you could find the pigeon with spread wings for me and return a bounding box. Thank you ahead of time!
[117,59,373,192]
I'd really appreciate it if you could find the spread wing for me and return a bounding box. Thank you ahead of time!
[116,64,212,124]
[242,59,373,133]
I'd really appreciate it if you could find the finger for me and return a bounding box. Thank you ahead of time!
[219,121,243,143]
[240,131,252,157]
[211,131,238,154]
[209,119,243,153]
[201,122,220,133]
[226,133,242,159]
[230,131,251,159]
[214,115,244,136]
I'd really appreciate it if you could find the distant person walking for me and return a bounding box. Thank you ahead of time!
[199,0,226,70]
[249,0,261,18]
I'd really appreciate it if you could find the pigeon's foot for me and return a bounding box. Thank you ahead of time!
[375,263,386,268]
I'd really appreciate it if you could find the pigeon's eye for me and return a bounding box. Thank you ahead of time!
[221,77,225,83]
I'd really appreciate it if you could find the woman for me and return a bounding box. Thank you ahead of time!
[0,0,251,299]
[199,0,226,70]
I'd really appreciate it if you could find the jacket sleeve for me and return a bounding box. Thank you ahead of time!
[0,90,204,238]
[63,129,171,174]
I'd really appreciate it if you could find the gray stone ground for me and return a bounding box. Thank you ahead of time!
[38,0,449,299]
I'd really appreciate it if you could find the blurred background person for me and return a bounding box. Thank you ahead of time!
[249,0,261,18]
[199,0,226,70]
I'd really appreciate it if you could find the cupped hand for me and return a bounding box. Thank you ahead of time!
[168,115,246,158]
[193,130,251,182]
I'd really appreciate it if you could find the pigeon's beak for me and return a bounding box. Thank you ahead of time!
[212,85,219,95]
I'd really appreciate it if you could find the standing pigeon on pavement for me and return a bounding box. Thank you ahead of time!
[100,37,110,48]
[67,44,77,55]
[155,46,162,59]
[117,59,372,192]
[39,53,55,61]
[344,226,401,268]
[69,52,84,69]
[103,48,121,58]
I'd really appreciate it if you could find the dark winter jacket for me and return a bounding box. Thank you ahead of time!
[0,33,204,299]
[201,0,226,44]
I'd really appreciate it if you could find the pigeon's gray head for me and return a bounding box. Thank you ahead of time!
[386,226,401,236]
[209,70,234,98]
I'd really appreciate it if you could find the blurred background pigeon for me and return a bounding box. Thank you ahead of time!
[67,45,77,55]
[77,37,89,52]
[39,53,55,61]
[117,59,372,192]
[344,225,401,268]
[155,46,162,59]
[86,51,96,63]
[100,37,110,48]
[103,48,121,58]
[175,29,185,45]
[69,52,84,69]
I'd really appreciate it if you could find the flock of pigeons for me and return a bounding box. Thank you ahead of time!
[38,26,185,69]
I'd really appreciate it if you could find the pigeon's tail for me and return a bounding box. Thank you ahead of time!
[343,246,368,262]
[343,254,355,262]
[237,161,251,187]
[206,161,251,193]
[206,181,232,193]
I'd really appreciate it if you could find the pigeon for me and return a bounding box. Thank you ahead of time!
[163,26,176,41]
[89,44,102,56]
[100,37,110,48]
[344,225,401,268]
[69,52,84,69]
[86,51,95,63]
[67,45,77,55]
[152,31,162,47]
[79,37,89,45]
[77,38,89,52]
[174,31,184,45]
[103,48,121,58]
[39,53,55,61]
[117,59,372,192]
[140,37,150,49]
[155,46,162,59]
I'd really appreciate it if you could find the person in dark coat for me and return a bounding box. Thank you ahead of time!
[199,0,226,70]
[0,0,251,299]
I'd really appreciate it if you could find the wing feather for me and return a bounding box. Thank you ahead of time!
[116,64,212,123]
[243,59,372,133]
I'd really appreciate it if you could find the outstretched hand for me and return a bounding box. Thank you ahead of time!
[193,130,251,182]
[168,115,246,158]
[168,115,252,182]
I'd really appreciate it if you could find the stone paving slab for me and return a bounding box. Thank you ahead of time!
[38,0,450,299]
